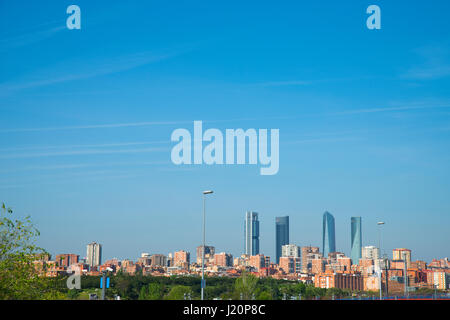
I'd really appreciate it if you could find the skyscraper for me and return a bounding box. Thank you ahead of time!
[350,217,362,264]
[322,211,336,258]
[275,216,289,264]
[244,211,260,256]
[86,242,102,268]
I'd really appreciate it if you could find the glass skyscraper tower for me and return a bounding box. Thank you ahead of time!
[351,217,362,264]
[244,211,260,256]
[322,211,336,258]
[275,216,289,263]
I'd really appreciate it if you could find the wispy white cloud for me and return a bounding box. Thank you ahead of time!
[252,80,312,87]
[0,24,65,51]
[0,146,168,159]
[0,118,266,133]
[0,121,191,133]
[0,172,143,189]
[402,46,450,80]
[250,76,375,87]
[285,137,363,145]
[1,100,448,135]
[0,141,168,152]
[0,51,180,95]
[328,102,450,116]
[0,160,170,175]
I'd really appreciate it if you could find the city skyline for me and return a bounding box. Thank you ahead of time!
[37,209,448,263]
[1,1,450,264]
[36,238,450,296]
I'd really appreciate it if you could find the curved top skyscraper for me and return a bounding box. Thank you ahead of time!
[351,217,362,264]
[322,211,336,258]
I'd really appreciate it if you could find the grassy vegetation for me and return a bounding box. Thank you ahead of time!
[50,271,366,300]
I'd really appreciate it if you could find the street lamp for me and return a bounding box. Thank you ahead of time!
[101,267,113,300]
[201,190,213,300]
[377,221,385,300]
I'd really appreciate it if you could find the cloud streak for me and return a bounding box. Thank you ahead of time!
[402,46,450,80]
[0,146,168,160]
[1,101,448,134]
[0,51,180,95]
[0,121,191,133]
[0,24,65,51]
[328,103,450,116]
[0,141,168,152]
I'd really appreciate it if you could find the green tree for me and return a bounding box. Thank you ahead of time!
[234,271,259,300]
[0,203,57,299]
[165,285,193,300]
[139,283,165,300]
[256,290,272,300]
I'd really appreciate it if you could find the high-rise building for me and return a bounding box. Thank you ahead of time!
[244,211,260,256]
[279,256,296,274]
[362,246,380,260]
[196,245,215,264]
[249,254,266,271]
[150,254,167,267]
[432,271,449,290]
[86,242,102,268]
[275,216,289,264]
[322,211,336,257]
[214,252,233,267]
[174,250,190,267]
[301,246,320,273]
[350,217,362,265]
[282,244,301,258]
[311,257,326,274]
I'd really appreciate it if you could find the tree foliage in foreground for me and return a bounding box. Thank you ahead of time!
[0,203,61,299]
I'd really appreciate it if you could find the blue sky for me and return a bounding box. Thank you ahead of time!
[1,1,449,263]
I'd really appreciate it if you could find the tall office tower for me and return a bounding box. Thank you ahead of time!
[322,211,336,258]
[86,242,102,268]
[350,217,362,265]
[282,244,301,258]
[244,211,260,256]
[275,216,289,264]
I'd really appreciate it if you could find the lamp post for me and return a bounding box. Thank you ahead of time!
[201,190,213,300]
[377,221,385,300]
[101,267,113,300]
